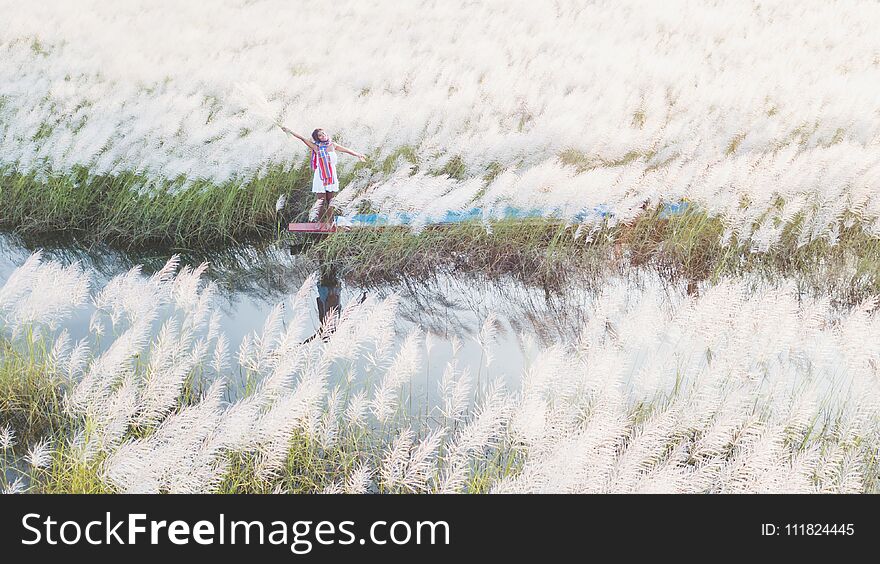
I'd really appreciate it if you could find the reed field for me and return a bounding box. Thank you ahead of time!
[1,254,878,494]
[2,1,879,250]
[1,1,879,494]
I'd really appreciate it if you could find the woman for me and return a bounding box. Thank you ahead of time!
[280,126,366,221]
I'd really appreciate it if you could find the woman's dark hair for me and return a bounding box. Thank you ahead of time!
[311,129,324,142]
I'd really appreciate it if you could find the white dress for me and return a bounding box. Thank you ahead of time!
[311,150,339,193]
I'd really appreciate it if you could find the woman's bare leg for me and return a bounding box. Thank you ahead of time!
[314,195,325,221]
[321,192,334,223]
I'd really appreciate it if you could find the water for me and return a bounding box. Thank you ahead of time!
[0,232,605,400]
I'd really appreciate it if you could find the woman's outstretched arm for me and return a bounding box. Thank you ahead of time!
[334,143,368,162]
[279,126,318,152]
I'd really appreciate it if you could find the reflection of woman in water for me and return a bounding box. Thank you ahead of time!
[316,267,341,329]
[302,265,366,343]
[279,126,367,221]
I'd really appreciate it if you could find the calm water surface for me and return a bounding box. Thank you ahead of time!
[0,233,606,401]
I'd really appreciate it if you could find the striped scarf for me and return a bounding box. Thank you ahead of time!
[311,141,335,186]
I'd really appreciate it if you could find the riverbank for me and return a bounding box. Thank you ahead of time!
[310,206,880,306]
[0,165,313,248]
[3,187,880,306]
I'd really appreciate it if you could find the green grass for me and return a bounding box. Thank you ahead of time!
[30,439,110,494]
[0,337,68,445]
[432,155,468,180]
[307,218,595,290]
[378,145,420,176]
[0,334,111,494]
[557,148,657,172]
[0,163,315,248]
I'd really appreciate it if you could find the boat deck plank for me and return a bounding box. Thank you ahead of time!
[287,222,337,233]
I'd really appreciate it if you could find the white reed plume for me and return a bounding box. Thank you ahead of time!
[439,362,471,423]
[494,273,880,493]
[609,406,686,493]
[380,428,411,492]
[249,302,285,373]
[152,255,181,285]
[137,318,200,426]
[252,365,328,480]
[67,316,154,415]
[3,476,27,495]
[172,262,212,320]
[450,335,462,358]
[0,252,43,313]
[321,298,376,363]
[237,334,255,373]
[318,386,342,450]
[440,379,511,493]
[211,333,230,374]
[372,329,422,423]
[93,262,170,328]
[206,311,222,343]
[475,312,499,367]
[322,482,344,494]
[381,427,444,493]
[233,82,282,128]
[92,374,140,448]
[25,439,53,469]
[64,339,91,379]
[275,194,287,212]
[211,395,263,453]
[345,462,373,494]
[102,380,227,493]
[424,332,436,357]
[267,273,317,361]
[0,425,16,450]
[49,329,71,374]
[344,391,369,428]
[0,254,90,332]
[88,311,105,337]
